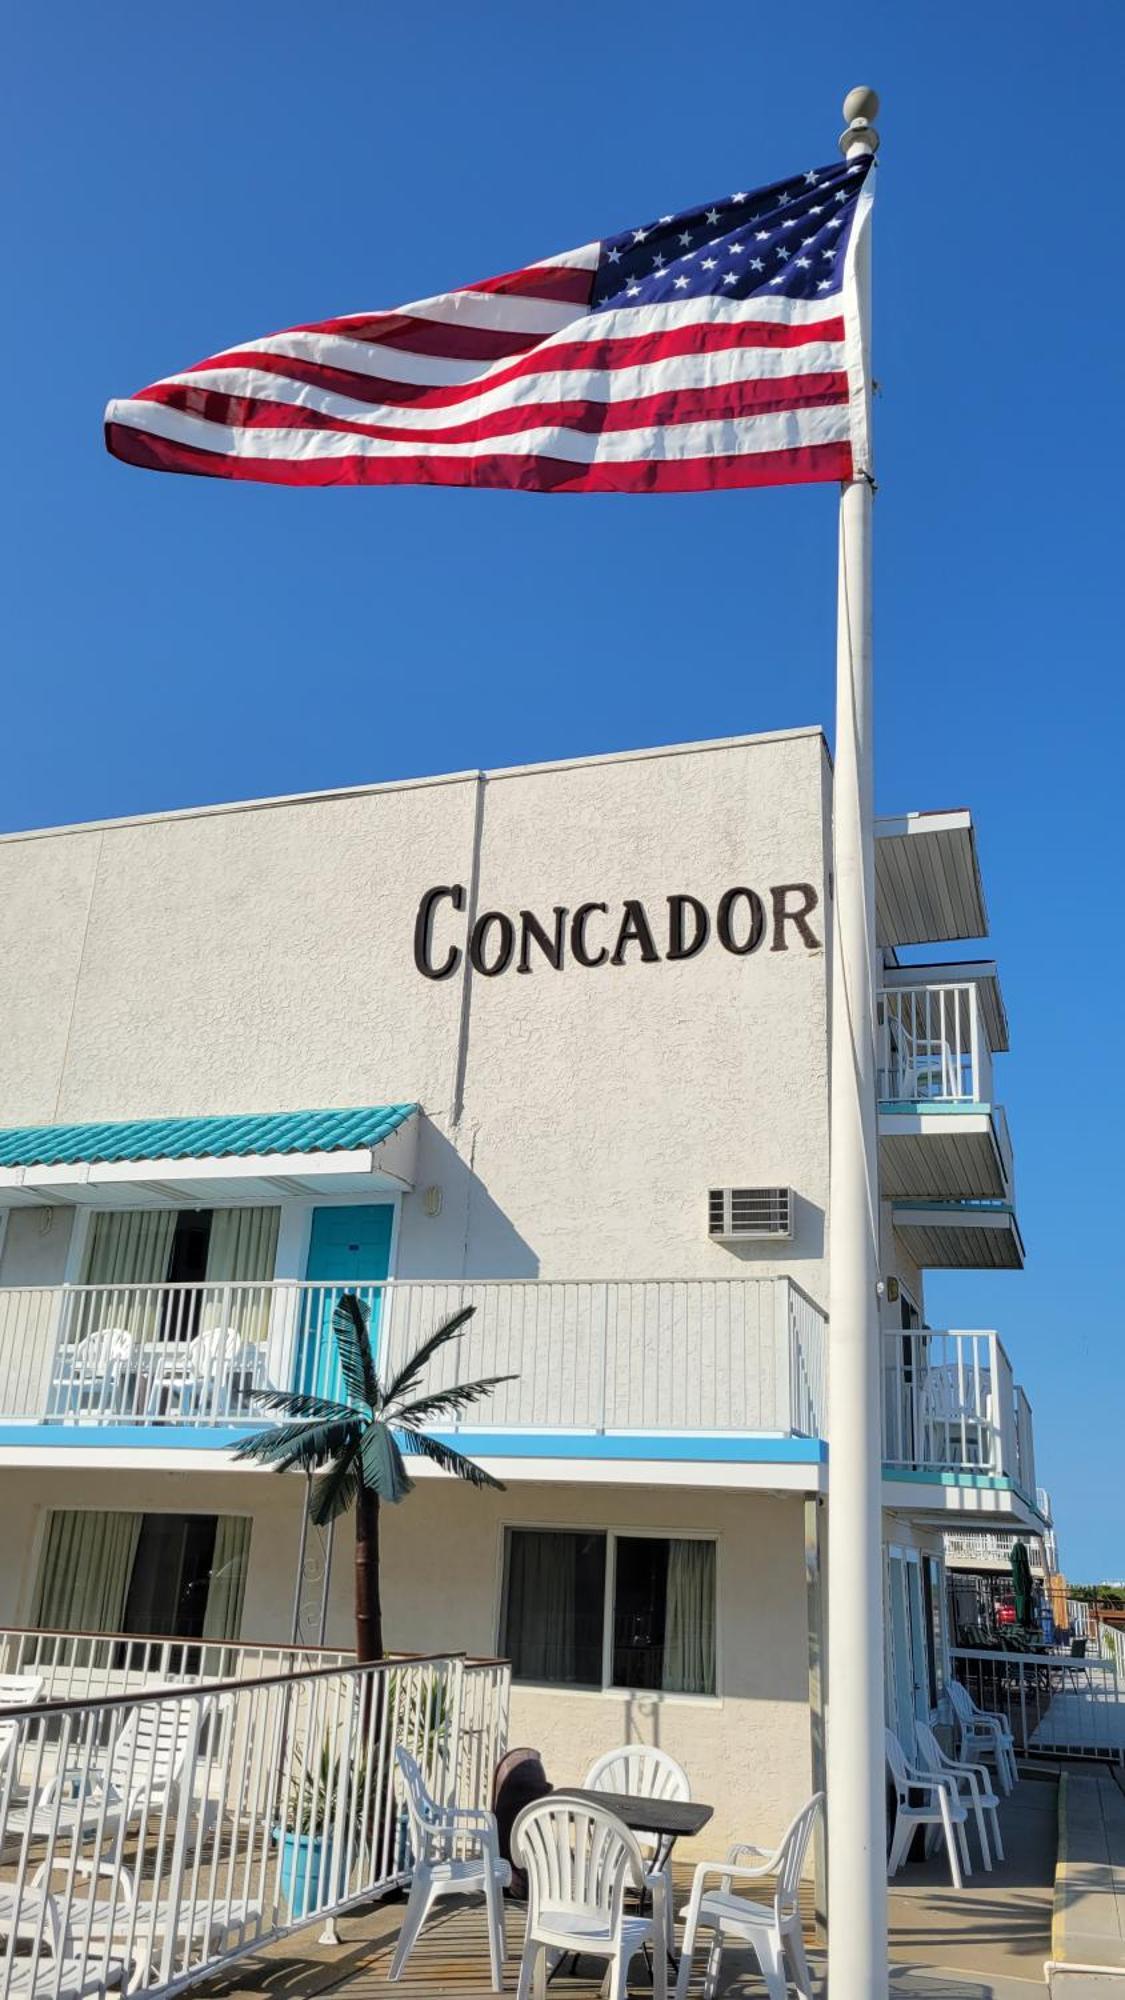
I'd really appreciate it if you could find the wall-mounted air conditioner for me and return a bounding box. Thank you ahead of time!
[708,1186,794,1242]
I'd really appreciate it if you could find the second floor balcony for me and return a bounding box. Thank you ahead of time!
[0,1277,1042,1516]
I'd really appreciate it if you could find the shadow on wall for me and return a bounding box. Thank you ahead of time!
[397,1120,540,1281]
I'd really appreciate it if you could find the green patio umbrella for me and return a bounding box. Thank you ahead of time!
[1011,1539,1034,1628]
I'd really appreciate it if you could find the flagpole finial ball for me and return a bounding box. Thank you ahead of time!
[842,86,879,123]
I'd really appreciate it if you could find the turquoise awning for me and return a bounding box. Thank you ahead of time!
[0,1105,418,1171]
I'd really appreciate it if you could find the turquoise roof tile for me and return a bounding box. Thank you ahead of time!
[0,1105,418,1170]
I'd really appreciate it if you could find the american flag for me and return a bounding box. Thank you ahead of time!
[105,155,873,496]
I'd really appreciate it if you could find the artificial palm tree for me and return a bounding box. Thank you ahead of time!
[235,1295,510,1661]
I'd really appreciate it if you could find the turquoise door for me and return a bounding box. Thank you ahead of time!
[298,1205,394,1401]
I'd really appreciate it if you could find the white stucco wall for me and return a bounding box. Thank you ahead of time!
[0,1463,814,1855]
[0,730,833,1298]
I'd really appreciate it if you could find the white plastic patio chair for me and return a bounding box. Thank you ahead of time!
[885,1728,969,1889]
[915,1720,1004,1872]
[512,1795,667,2000]
[948,1678,1017,1794]
[584,1743,690,1956]
[674,1792,822,2000]
[0,1882,128,1996]
[388,1745,510,1990]
[51,1329,133,1418]
[4,1695,201,1845]
[175,1326,259,1418]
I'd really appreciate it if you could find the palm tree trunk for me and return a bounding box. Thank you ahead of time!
[354,1483,383,1663]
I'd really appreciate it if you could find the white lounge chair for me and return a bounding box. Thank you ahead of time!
[948,1678,1017,1794]
[584,1743,690,1958]
[3,1696,201,1845]
[674,1793,822,2000]
[0,1883,127,1996]
[512,1795,667,2000]
[886,1728,969,1889]
[915,1720,1003,1872]
[388,1745,510,1990]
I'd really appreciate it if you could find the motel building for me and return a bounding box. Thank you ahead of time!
[0,724,1047,1854]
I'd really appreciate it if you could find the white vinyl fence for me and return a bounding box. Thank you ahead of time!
[0,1650,509,2000]
[951,1646,1125,1765]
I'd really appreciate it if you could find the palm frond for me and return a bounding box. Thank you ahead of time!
[331,1292,379,1408]
[397,1426,505,1490]
[381,1306,477,1406]
[233,1416,360,1472]
[250,1388,355,1423]
[310,1436,363,1525]
[391,1374,516,1425]
[360,1423,414,1503]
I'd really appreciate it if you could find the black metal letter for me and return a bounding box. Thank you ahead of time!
[717,887,765,956]
[611,899,660,966]
[770,883,821,952]
[470,910,516,977]
[571,903,609,968]
[518,906,568,974]
[666,893,710,962]
[413,884,465,981]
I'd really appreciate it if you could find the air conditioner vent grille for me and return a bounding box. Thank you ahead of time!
[708,1186,793,1241]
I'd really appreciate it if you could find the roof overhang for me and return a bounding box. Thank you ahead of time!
[891,1200,1025,1270]
[882,1473,1043,1529]
[878,1109,1013,1200]
[875,809,988,947]
[0,1106,420,1208]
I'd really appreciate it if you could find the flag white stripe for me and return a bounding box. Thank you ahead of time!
[148,340,846,432]
[107,397,852,465]
[217,291,847,390]
[528,243,601,271]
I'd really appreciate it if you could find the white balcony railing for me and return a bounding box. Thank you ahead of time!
[878,981,993,1105]
[944,1530,1047,1573]
[0,1275,827,1441]
[882,1328,1030,1481]
[0,1647,510,1999]
[1014,1384,1037,1500]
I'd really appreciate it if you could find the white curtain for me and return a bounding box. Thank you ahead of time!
[663,1539,716,1696]
[505,1531,579,1684]
[33,1510,142,1633]
[80,1210,176,1337]
[205,1208,280,1340]
[202,1516,251,1642]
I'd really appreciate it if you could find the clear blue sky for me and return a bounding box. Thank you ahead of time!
[5,3,1123,1576]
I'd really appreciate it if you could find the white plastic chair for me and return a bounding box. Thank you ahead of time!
[948,1678,1017,1794]
[512,1795,667,2000]
[674,1792,821,2000]
[0,1881,128,1996]
[885,1728,969,1889]
[4,1696,201,1844]
[178,1326,258,1418]
[388,1745,510,1990]
[584,1744,690,1956]
[915,1720,1003,1872]
[51,1329,133,1417]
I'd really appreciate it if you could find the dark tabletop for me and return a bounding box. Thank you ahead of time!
[553,1788,714,1840]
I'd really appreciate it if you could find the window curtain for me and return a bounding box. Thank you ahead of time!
[204,1208,280,1342]
[662,1539,716,1696]
[80,1210,176,1338]
[202,1516,251,1642]
[33,1509,142,1634]
[506,1531,577,1684]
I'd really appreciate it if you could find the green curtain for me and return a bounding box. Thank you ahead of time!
[204,1208,280,1341]
[80,1210,176,1338]
[33,1510,142,1633]
[663,1539,717,1696]
[202,1516,251,1641]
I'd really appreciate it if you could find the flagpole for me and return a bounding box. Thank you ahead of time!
[826,85,885,1998]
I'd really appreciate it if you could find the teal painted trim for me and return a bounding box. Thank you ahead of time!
[0,1423,826,1465]
[0,1104,418,1170]
[879,1101,992,1116]
[881,1465,1016,1493]
[0,1424,264,1451]
[892,1199,1015,1216]
[426,1431,827,1464]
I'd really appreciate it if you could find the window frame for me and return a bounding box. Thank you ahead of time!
[498,1521,720,1702]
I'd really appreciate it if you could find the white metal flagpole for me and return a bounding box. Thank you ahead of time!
[826,84,886,1998]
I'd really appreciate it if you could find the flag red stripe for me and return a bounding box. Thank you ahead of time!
[167,314,846,416]
[459,263,595,306]
[254,312,544,362]
[136,372,850,445]
[106,420,852,491]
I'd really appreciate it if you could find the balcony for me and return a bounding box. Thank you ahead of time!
[0,1275,829,1480]
[879,971,1023,1270]
[882,1328,1041,1517]
[944,1529,1048,1574]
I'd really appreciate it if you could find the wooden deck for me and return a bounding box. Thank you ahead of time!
[199,1869,820,1999]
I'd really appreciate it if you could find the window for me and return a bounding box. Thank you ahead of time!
[32,1510,251,1642]
[501,1529,716,1696]
[922,1555,946,1706]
